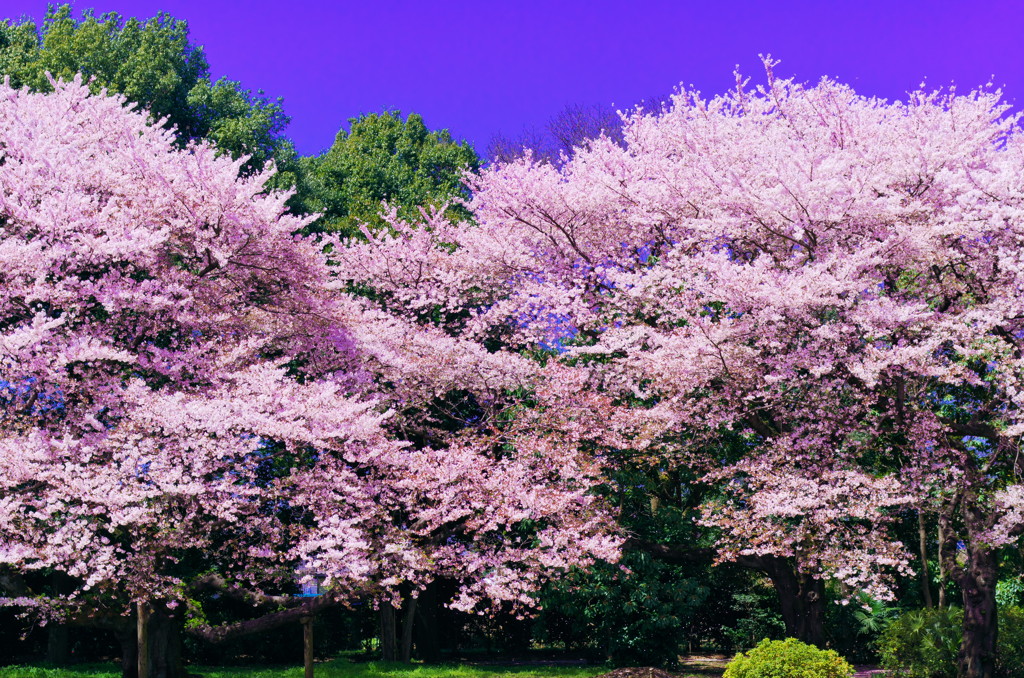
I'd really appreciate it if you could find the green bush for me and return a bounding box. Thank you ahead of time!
[723,638,854,678]
[878,607,961,678]
[720,585,787,651]
[824,592,898,664]
[997,606,1024,676]
[534,551,710,667]
[878,606,1024,678]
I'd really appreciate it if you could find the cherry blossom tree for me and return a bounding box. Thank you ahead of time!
[357,61,1024,678]
[0,77,617,678]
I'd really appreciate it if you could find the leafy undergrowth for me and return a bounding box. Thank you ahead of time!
[0,660,610,678]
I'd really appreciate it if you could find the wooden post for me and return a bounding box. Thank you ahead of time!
[137,601,150,678]
[301,615,314,678]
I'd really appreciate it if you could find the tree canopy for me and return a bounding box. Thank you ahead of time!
[0,4,289,173]
[4,7,1023,675]
[0,78,617,678]
[292,110,479,235]
[345,62,1024,678]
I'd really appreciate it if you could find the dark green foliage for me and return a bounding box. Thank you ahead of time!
[878,607,1024,678]
[996,546,1024,609]
[0,5,289,173]
[997,607,1024,678]
[535,458,705,667]
[184,78,290,171]
[535,551,709,667]
[719,579,787,651]
[535,452,792,665]
[823,591,897,664]
[723,638,854,678]
[291,111,479,236]
[878,607,963,678]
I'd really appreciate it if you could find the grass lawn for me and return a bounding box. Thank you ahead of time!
[0,661,612,678]
[0,656,740,678]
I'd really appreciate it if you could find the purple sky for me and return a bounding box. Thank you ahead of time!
[5,1,1024,157]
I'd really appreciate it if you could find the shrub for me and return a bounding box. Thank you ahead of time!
[825,590,898,663]
[996,606,1024,678]
[723,637,854,678]
[878,606,1024,678]
[720,586,787,651]
[534,551,710,668]
[878,607,961,678]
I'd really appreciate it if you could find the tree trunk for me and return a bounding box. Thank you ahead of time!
[47,623,70,666]
[938,517,949,609]
[958,533,999,678]
[302,616,314,678]
[414,583,441,663]
[47,572,72,666]
[137,604,186,678]
[379,603,398,662]
[762,558,825,647]
[138,602,149,678]
[919,509,934,609]
[400,596,418,663]
[118,625,138,678]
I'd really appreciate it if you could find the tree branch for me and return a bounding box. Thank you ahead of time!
[0,568,31,597]
[190,573,297,608]
[625,537,783,572]
[185,594,338,644]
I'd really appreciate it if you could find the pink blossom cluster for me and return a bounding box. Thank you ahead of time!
[352,61,1024,599]
[0,77,619,620]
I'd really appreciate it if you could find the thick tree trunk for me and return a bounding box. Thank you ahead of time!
[938,487,999,678]
[135,603,186,678]
[47,572,72,666]
[379,603,398,662]
[762,559,825,647]
[47,623,70,666]
[147,607,185,678]
[958,535,999,678]
[798,574,826,648]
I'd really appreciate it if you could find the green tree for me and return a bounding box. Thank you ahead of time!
[533,452,788,666]
[0,5,289,173]
[293,110,479,236]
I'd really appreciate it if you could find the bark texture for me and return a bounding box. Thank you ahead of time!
[143,606,185,678]
[379,604,398,662]
[958,504,999,678]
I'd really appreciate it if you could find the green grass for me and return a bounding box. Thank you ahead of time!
[0,660,609,678]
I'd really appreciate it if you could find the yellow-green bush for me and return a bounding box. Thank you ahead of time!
[724,638,854,678]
